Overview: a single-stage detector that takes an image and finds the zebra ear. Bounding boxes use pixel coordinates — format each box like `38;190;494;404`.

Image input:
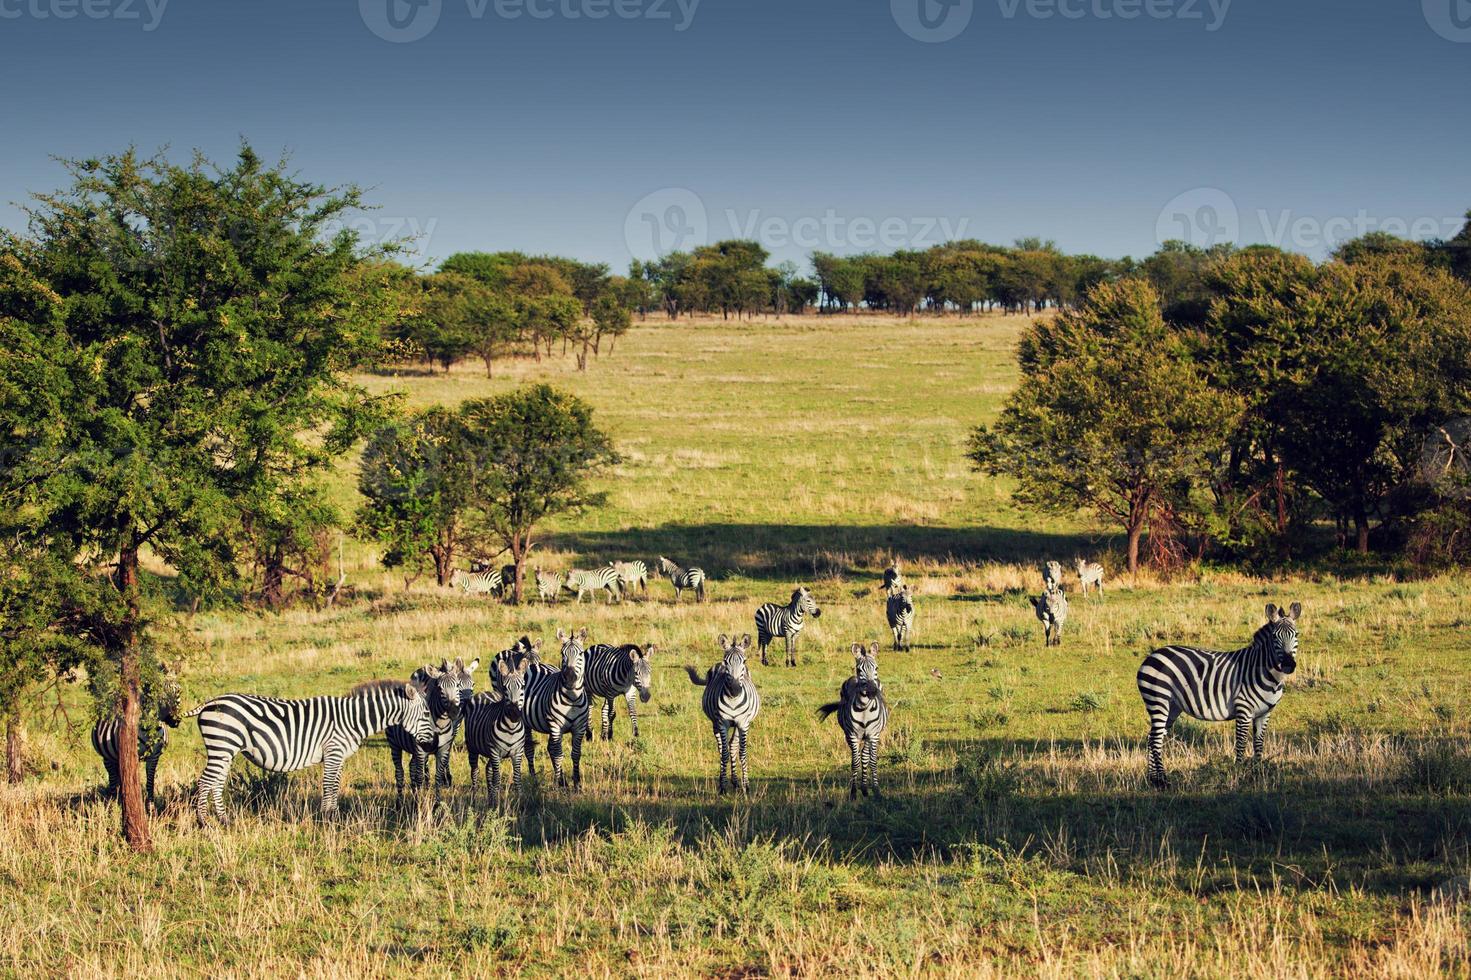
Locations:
497;658;511;678
1288;602;1302;621
577;627;589;642
642;644;655;659
404;683;422;700
851;643;864;657
739;633;752;649
868;642;879;658
556;628;568;643
466;658;479;673
1265;603;1279;622
717;633;730;649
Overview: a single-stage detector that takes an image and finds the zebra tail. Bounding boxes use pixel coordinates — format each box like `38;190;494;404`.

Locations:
181;702;210;719
684;666;709;686
816;701;842;721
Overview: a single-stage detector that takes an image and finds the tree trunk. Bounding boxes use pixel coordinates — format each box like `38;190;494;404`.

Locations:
260;545;286;609
115;545;152;853
511;538;525;605
1354;506;1370;554
483;355;494;378
1126;523;1142;574
433;543;454;587
5;701;23;785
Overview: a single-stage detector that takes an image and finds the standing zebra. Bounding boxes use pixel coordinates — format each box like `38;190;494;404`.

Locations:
386;658;478;795
1030;587;1068;646
534;568;564;603
817;643;891;799
521;628;591;788
685;634;760;795
565;567;623;604
1075;558;1105;597
882;558;905;593
92;677;182;810
885;584;915;652
1137;602;1301;789
582;642;655;741
187;680;441;825
465;657;531;807
451;568;503;597
611;560;649;598
754;586;822;666
654;556;706;603
1041;560;1063;591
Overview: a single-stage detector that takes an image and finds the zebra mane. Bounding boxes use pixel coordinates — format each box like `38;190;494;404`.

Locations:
347;679;412;698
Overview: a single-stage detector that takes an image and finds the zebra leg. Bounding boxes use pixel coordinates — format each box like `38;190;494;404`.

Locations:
786;635;796;668
524;729;537;779
1145;702;1172;789
435;741;453;790
548;725;566;788
868;737;881;796
145;753;158;811
737;727;750;794
626;689;640;739
714;726;730;794
847;732;861;799
487;753;501;808
195;747;237;827
103;755;120;800
391;746;406;798
601;698;614;741
468;751;480;801
1234;712;1251;763
759;638;770;667
1253;711;1271;758
320;745;346;816
510;750;523;801
570;725;583;789
696;581;705;603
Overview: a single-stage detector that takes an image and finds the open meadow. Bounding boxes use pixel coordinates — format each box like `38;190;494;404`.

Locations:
3;313;1470;977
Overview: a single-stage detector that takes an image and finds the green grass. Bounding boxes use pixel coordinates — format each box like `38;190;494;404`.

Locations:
3;313;1470;977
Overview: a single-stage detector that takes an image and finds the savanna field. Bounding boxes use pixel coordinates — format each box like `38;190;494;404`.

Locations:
4;313;1470;977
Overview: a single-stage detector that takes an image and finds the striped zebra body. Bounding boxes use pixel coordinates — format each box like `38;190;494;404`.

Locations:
465;658;531;807
91;679;181;809
583;643;654;741
1076;558;1105;597
1137;602;1301;788
885;584;915;651
1031;587;1068;646
882;560;904;594
385;658;478;795
566;567;622;604
187;680;441;825
534;569;564;603
611;561;649;597
685;634;760;794
818;644;890;798
754;586;822;666
655;556;706;603
451;568;503;597
1042;560;1063;592
521;628;591;788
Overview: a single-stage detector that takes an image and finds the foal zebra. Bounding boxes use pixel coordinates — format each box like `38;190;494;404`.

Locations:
754;586;822;666
885;584;915;651
521;628;591;788
817;643;890;799
583;642;654;741
566;567;622;604
611;561;649;597
685;634;761;794
1137;602;1301;788
1075;558;1105;597
534;569;564;603
1031;587;1068;646
465;657;531;807
386;658;478;795
92;677;182;809
451;568;502;597
188;680;441;825
654;556;706;603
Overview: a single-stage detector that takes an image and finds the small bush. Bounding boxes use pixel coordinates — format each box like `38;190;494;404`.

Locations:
1069;691;1106;713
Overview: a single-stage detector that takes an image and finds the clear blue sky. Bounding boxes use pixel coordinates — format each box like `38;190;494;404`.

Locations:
1;0;1466;271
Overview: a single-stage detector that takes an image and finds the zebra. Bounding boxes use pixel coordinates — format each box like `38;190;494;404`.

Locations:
611;560;649;598
385;658;478;796
465;657;531;807
1076;558;1105;597
451;567;502;597
1030;587;1068;646
654;556;706;603
817;643;891;799
754;586;822;666
1137;602;1301;789
1041;560;1063;591
885;584;915;651
565;566;622;604
521;628;591;788
92;676;182;810
882;558;905;593
684;633;760;794
582;642;655;741
186;679;442;825
534;568;564;603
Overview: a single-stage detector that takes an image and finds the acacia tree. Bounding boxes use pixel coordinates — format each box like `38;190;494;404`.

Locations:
969;279;1241;572
0;147;395;851
459;386;616;603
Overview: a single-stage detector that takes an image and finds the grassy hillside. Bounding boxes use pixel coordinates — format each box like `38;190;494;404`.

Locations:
2;313;1469;977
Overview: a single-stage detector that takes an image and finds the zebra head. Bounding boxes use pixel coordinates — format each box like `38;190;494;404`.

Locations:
555;627;589;689
717;633;752;694
1043;561;1063;586
1263;602;1301;675
412;664;463;734
150;674;183;728
850;642;881;699
654;556;674;578
890;584;914;613
793;586;821;618
630;644;654;703
397;682;439;746
448;657;479;708
495;657;530;721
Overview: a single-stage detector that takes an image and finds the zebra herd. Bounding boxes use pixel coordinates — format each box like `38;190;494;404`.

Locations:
87;553;1305;820
455;557;706;605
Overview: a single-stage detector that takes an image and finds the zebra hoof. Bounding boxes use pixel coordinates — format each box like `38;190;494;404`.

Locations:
1147;773;1170;790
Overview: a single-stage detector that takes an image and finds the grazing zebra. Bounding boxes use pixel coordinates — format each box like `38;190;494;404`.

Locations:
187;679;441;825
534;568;564;603
817;643;891;799
654;556;706;603
451;567;503;597
1137;602;1301;789
684;634;760;795
583;642;655;741
882;558;905;593
885;584;915;652
1076;558;1105;597
385;658;478;795
1031;587;1068;646
465;657;531;807
1042;560;1063;591
92;678;182;810
566;567;622;604
754;586;822;666
521;628;591;788
611;560;649;597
